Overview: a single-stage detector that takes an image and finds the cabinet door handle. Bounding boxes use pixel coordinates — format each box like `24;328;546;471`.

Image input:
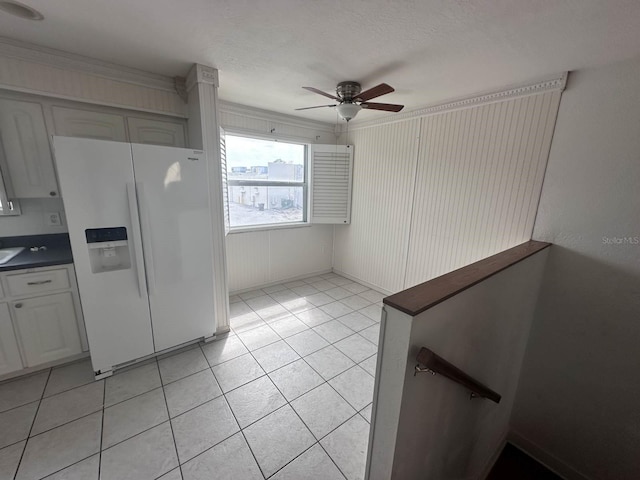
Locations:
14;303;23;308
27;280;53;285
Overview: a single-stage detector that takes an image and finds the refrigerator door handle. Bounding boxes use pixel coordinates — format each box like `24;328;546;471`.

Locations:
136;182;157;296
126;182;147;299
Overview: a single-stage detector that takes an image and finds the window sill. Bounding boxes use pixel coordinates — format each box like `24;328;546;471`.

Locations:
228;222;312;234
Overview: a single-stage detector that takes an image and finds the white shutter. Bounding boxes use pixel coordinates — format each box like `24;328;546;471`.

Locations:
220;127;230;234
310;144;354;224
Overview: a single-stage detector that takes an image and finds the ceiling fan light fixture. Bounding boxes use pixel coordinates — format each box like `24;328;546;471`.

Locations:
336;102;361;121
0;0;44;20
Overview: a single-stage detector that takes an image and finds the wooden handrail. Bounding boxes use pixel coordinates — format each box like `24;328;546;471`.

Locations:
416;347;502;404
384;241;551;316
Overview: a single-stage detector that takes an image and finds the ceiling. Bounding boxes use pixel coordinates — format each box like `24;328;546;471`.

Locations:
1;0;640;124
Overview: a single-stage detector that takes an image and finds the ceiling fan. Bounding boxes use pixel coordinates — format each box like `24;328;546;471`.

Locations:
296;81;404;121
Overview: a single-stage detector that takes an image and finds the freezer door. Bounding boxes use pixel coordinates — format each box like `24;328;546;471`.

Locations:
52;137;154;373
131;144;216;351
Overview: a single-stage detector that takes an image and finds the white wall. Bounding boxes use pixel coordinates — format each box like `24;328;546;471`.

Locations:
369;249;548;480
226;226;334;292
220;102;338;292
334;86;561;294
333;120;421;293
512;58;640;480
0;198;67;236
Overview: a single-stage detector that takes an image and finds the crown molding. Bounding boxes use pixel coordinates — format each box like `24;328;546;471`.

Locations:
219;100;336;133
186;64;219;91
0;36;179;93
349;72;568;131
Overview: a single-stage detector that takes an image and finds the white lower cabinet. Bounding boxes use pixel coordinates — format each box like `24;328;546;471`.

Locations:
12;292;82;367
0;264;86;377
0;303;23;375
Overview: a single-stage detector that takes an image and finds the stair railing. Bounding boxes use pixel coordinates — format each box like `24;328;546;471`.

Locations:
415;347;502;403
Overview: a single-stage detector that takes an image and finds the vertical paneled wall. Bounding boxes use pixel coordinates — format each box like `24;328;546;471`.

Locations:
334;90;561;293
220;102;338;292
333;120;421;293
405;91;561;286
0;46;186;117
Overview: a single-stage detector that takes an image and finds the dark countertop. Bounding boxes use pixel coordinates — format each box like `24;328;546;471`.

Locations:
0;234;74;272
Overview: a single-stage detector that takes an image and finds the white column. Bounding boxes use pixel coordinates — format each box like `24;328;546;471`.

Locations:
186;64;230;334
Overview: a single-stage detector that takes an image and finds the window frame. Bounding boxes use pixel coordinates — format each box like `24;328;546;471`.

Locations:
223;131;311;233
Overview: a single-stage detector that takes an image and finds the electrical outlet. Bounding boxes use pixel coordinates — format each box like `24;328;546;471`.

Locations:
45;212;62;226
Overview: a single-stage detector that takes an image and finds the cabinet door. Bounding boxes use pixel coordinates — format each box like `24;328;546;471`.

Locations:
52;107;127;142
0;99;59;198
0;303;23;375
127;117;186;147
12;292;82;367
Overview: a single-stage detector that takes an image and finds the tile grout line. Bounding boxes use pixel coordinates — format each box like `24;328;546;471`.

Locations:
261;364;353;479
97;379;106;480
232;290;377;400
12;367;52;480
185;276;374;475
233;321;366;479
157;359;184;479
26;407;104;441
299;350;372;416
232;328;302;479
211;331;267;478
38;453;96;479
18;306;375;455
2;274;376;479
235;290;378;338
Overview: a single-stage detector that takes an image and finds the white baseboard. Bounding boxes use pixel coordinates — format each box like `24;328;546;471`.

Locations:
0;352;90;383
229;268;333;296
477;433;508;480
331;268;394;296
508;430;591;480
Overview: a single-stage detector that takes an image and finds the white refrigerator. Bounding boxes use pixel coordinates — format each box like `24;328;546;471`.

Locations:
53;136;216;378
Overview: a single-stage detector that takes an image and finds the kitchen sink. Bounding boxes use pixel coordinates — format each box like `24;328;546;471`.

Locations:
0;247;25;265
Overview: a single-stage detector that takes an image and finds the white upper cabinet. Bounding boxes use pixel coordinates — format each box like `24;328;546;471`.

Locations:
0;99;59;198
128;117;186;147
0;302;23;375
52;106;127;141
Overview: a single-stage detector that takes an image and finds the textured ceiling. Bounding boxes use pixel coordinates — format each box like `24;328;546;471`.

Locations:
1;0;640;124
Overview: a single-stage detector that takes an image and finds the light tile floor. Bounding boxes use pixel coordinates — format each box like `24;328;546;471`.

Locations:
0;273;382;480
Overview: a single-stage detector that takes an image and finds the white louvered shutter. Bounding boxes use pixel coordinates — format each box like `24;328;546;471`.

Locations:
310;145;353;224
219;127;230;234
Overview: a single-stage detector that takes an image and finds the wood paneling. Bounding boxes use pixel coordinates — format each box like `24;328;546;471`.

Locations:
334;90;561;292
405;91;561;287
0;56;186;117
219;101;336;144
333;119;421;293
227;226;333;292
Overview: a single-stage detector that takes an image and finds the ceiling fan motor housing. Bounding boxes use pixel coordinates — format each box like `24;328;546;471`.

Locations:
337;81;361;101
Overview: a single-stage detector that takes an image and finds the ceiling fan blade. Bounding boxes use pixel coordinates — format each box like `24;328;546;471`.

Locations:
361;102;404;112
356;83;395;102
302;86;339;100
295;104;337;111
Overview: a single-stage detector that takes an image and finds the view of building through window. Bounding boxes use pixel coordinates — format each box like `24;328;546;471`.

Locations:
226;134;307;228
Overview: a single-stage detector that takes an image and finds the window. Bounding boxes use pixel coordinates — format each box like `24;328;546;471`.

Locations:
225;134;307;229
